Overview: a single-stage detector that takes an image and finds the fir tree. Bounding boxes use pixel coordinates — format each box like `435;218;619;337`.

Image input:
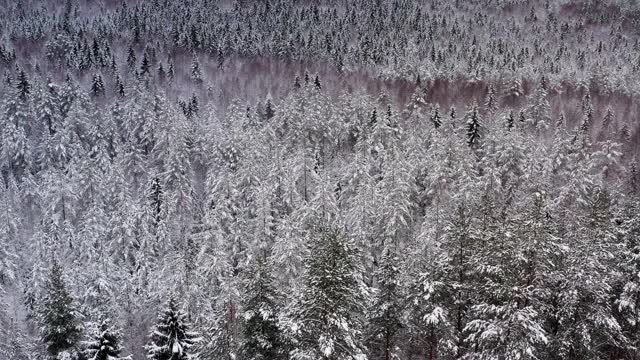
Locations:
314;75;322;89
191;54;203;84
126;47;136;71
465;102;482;147
16;70;31;101
293;76;301;89
158;63;166;83
168;61;175;82
405;257;456;359
40;259;81;359
290;227;367;360
505;110;515;130
239;256;287;360
83;319;130;360
140;52;151;76
145;297;200;360
365;246;403;360
598;106;615;142
430;104;442;129
484;84;497;113
617;199;640;357
90;74;105;98
264;97;275;120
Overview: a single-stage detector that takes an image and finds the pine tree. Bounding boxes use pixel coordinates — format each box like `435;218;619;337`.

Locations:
290;227;367;360
188;95;199;118
158;63;166;83
168;61;175;82
580;92;593;135
40;259;81;359
191;54;203;84
314;75;322;89
465;102;482;147
598;106;615;142
140;52;151;76
114;73;125;97
430;104;442;129
405;257;456;359
126;47;136;71
146;297;200;360
465;193;551;359
83;319;130;360
90;73;105;97
505;110;515;130
264;97;275;121
239;256;287;360
529;82;551;131
617;199;640;357
16;70;31;101
365;246;403;360
484;84;497;113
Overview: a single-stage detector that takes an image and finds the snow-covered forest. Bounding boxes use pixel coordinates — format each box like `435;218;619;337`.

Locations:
1;0;640;359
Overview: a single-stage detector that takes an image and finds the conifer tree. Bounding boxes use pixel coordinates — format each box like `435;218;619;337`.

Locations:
90;74;105;98
239;256;287;360
314;75;322;89
40;259;81;359
529;82;551;131
617;199;640;357
16;70;31;101
505;110;515;130
126;47;136;71
83;319;130;360
168;61;175;82
140;53;151;76
484;84;497;113
264;97;275;121
145;297;200;360
158;63;166;84
191;54;203;84
290;227;367;360
465;102;482;147
598;106;615;142
365;246;403;360
114;73;125;97
430;104;442;129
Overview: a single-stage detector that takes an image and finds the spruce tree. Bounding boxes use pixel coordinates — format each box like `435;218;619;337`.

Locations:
290;227;367;360
484;84;497;113
145;297;200;360
191;54;203;84
264;97;275;120
465;102;482;147
314;75;322;89
505;110;515;130
140;52;151;76
365;246;403;360
90;74;105;98
158;63;166;83
617;199;640;357
16;70;31;101
430;104;442;129
168;61;175;82
239;256;287;360
126;47;136;70
40;259;81;359
405;257;456;359
83;319;130;360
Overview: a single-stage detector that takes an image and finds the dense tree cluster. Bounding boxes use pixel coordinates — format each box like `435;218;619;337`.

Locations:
0;0;640;359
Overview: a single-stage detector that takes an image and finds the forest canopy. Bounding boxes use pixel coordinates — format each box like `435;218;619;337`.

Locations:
1;0;640;359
